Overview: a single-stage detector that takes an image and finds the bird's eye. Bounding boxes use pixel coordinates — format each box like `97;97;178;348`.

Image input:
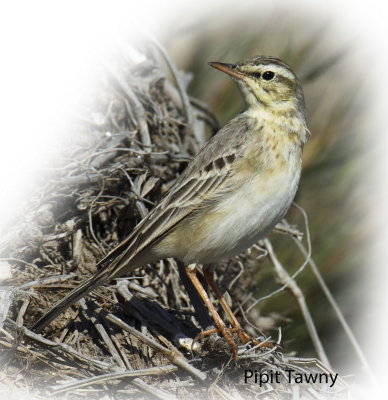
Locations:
262;71;275;81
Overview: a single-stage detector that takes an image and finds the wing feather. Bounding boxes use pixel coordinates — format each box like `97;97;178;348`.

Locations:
93;114;254;278
104;157;235;277
32;114;253;332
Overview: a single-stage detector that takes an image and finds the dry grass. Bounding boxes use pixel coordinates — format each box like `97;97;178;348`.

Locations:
0;36;353;399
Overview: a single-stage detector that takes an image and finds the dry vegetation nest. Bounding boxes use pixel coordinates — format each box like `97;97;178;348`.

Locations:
0;40;349;399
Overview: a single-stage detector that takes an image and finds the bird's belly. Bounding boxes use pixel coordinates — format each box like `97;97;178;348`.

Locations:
185;168;300;264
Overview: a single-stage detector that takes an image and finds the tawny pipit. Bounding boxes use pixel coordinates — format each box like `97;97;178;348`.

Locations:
32;56;308;356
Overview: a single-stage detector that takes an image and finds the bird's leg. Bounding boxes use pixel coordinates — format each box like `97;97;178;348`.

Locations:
185;264;238;359
177;261;214;330
202;265;265;347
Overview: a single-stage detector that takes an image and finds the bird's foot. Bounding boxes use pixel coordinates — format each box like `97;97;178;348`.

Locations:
195;326;272;360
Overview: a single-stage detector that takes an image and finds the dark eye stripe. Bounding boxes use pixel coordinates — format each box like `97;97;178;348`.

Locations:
251;72;261;79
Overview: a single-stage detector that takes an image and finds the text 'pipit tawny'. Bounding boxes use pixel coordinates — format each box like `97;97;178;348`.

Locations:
32;56;308;358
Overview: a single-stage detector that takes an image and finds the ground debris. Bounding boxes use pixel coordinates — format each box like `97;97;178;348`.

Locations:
0;40;349;400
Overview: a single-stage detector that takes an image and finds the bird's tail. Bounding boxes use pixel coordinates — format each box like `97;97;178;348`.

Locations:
31;249;125;333
31;200;169;333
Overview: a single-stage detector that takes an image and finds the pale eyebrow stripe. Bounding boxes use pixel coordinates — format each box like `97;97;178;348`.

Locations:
241;64;295;80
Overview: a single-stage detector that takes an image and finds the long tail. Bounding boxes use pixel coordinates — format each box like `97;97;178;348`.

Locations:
31;193;185;333
31;248;127;333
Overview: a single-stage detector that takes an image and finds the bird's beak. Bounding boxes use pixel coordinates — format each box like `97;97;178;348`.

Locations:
209;62;245;80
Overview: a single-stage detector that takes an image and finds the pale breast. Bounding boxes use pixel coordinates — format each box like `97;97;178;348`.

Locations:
187;165;300;264
153;122;304;265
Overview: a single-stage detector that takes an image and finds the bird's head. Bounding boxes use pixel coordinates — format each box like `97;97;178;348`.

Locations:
209;56;305;117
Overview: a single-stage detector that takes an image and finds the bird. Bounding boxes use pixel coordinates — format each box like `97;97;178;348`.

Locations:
32;55;308;358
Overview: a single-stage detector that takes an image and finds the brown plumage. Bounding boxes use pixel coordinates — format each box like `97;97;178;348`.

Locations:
32;56;308;337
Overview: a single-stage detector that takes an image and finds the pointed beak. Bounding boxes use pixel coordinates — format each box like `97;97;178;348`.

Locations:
208;62;245;80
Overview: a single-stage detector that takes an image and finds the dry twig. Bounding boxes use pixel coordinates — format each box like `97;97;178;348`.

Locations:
0;38;354;399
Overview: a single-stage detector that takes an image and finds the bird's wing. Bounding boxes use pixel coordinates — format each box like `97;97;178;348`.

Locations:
32;115;252;333
93;120;246;277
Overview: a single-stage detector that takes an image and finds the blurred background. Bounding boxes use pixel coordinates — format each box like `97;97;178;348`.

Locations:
2;0;386;385
162;8;371;373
